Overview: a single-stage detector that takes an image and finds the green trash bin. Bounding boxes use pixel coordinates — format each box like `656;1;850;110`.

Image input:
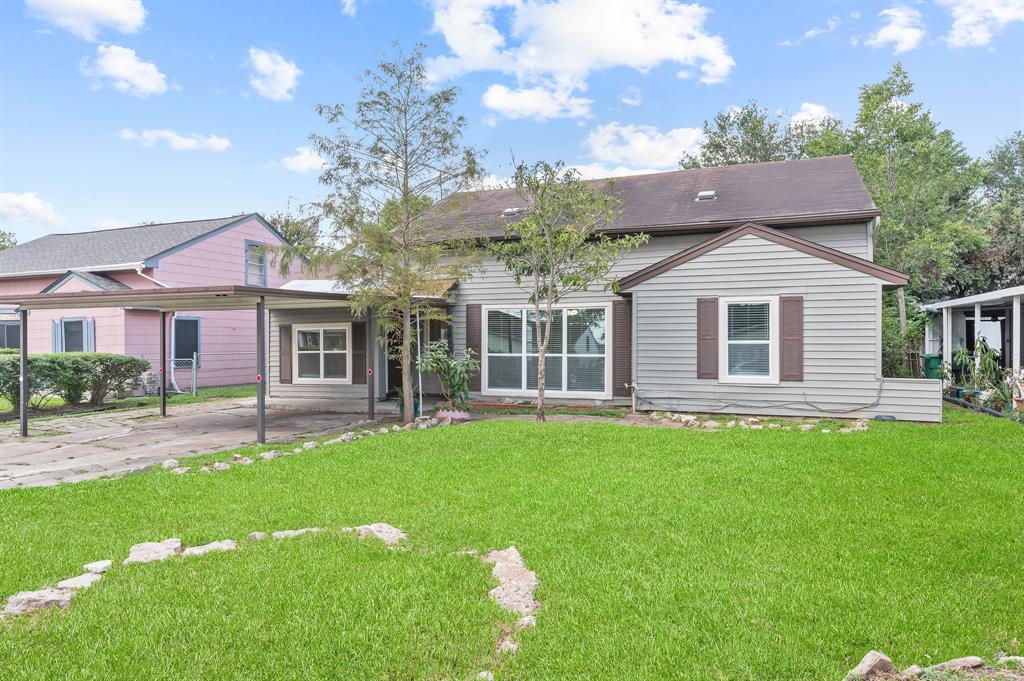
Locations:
922;353;942;379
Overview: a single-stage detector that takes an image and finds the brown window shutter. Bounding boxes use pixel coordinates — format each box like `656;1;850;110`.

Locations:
696;297;718;380
465;304;482;391
780;296;804;381
612;299;632;396
352;321;366;385
279;324;292;384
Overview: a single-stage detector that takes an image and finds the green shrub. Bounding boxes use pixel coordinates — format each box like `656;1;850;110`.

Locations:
85;353;150;405
0;352;150;410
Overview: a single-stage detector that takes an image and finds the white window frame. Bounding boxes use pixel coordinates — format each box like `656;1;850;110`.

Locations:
292;323;353;384
480;302;613;400
718;296;779;385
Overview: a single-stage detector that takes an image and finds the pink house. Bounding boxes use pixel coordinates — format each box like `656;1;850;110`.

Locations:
0;214;291;390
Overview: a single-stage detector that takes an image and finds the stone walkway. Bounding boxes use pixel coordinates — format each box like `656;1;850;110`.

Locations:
0;399;367;489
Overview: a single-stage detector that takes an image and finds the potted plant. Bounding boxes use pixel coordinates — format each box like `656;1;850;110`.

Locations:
418;340;480;422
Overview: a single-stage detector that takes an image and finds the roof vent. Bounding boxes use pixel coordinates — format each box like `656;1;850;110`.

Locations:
695;190;717;202
502;207;523;217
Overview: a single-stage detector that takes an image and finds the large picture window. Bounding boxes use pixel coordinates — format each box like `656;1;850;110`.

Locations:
484;306;609;396
718;297;778;384
245;241;267;286
293;324;351;382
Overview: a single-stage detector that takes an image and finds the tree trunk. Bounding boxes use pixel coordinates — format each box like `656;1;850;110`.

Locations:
401;304;414;424
897;286;908;336
534;303;545;423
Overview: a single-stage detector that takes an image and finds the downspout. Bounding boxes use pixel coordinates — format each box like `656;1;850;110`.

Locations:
135;267;168;288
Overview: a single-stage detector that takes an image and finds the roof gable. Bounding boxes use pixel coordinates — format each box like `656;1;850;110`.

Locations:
0;213;291;278
616;222;908;291
42;271;132;294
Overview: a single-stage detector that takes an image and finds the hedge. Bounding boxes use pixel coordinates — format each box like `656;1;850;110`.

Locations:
0;353;151;410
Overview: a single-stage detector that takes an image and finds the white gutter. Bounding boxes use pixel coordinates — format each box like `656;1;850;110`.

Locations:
0;262;145;279
922;285;1024;311
135;266;168;288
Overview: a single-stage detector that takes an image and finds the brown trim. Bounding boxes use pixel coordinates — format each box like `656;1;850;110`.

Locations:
352;321;366;385
465;304;482;391
0;284;353;309
779;296;804;382
279;324;293;384
617;222;908;291
612;299;632;396
696;297;719;380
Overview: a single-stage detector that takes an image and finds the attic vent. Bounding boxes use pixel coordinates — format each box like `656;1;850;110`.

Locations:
502;207;523;217
695;190;717;202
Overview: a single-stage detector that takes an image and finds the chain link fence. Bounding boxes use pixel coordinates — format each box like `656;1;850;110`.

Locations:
136;351;258;397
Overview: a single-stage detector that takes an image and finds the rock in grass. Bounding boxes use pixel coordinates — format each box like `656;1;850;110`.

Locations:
902;665;924;677
212;462;230;472
124;538;181;565
160;459;179;469
3;588;74;616
798;424;815;431
236;457;253;465
847;650;893;678
477;672;494;680
702;420;720;430
516;615;536;629
352;523;407;547
377;427;390;435
182;539;236;557
271;528;321;539
928;657;984;671
171;466;190;475
83;560;112;574
391;425;402;432
482;546;539;615
56;573;102;590
303;441;318;449
341;432;358;442
247;531;267;541
259;451;278;461
499;638;518;655
199;465;211;473
999;656;1024;666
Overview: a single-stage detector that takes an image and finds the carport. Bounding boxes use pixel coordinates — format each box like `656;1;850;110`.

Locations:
3;285;378;443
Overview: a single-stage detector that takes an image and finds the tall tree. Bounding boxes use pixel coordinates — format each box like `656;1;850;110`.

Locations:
946;131;1024;295
679;100;847;168
303;44;483;424
489;161;647;422
850;63;986;330
0;230;15;251
266;210;320;258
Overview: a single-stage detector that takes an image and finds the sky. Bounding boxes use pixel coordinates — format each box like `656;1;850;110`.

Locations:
1;0;1022;244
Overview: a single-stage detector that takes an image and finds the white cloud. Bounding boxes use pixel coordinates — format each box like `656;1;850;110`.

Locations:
81;44;169;97
119;128;231;152
0;192;65;225
865;7;925;54
569;163;663;179
939;0;1024;48
586;122;703;169
280;146;325;173
246;47;302;101
25;0;145;41
804;16;841;39
789;102;834;126
340;0;356;16
482;84;592;120
849;10;861;20
427;0;734;120
619;87;643;107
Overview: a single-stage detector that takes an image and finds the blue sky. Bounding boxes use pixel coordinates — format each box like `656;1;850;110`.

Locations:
2;0;1022;244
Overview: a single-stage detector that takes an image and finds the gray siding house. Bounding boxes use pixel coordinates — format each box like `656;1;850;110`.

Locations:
268;156;942;421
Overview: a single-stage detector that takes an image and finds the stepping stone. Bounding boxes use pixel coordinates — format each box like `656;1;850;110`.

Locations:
124;538;181;565
259;451;279;460
929;657;984;672
182;540;236;557
56;573;102;590
848;650;893;678
247;531;267;541
236;457;253;465
351;523;407;547
3;588;74;616
212;462;230;471
83;560;112;574
271;528;320;539
482;546;539;615
171;467;190;475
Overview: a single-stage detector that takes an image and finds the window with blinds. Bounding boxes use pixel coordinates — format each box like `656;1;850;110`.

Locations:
485;306;608;394
726;302;770;376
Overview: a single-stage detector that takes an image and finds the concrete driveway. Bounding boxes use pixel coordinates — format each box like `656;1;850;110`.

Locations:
0;399;370;489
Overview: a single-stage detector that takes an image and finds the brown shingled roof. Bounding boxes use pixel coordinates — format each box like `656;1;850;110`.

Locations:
424;156;879;239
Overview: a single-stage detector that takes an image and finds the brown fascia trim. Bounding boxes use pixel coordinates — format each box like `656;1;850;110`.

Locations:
616;222;908;291
599;209;882;237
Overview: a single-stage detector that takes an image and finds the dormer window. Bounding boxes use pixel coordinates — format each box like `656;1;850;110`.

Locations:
695;190;717;202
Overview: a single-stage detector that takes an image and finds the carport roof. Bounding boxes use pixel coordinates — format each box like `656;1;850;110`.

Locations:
0;285;354;312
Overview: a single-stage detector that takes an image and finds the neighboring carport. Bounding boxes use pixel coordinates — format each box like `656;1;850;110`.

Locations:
1;285;378;443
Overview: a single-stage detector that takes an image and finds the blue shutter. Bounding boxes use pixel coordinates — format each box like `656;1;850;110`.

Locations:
51;320;62;353
84;318;95;352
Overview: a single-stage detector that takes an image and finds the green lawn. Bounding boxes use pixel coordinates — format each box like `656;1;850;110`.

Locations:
1;407;1021;679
